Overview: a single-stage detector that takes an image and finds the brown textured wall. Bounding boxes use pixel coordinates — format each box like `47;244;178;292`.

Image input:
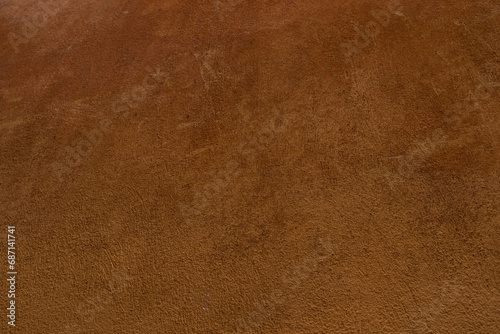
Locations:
1;0;500;333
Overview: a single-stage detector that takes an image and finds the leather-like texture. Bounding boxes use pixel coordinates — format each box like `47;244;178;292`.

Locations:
1;0;499;333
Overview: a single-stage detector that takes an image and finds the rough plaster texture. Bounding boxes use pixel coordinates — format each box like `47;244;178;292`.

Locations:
1;0;500;333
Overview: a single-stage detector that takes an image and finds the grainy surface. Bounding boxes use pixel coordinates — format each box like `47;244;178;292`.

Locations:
1;0;500;333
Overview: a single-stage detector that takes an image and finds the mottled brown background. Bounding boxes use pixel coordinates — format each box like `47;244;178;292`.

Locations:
1;0;499;333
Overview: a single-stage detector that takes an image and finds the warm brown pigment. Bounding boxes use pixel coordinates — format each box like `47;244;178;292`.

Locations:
1;0;499;333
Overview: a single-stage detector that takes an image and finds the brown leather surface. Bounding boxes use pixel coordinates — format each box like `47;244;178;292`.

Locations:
1;0;500;333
